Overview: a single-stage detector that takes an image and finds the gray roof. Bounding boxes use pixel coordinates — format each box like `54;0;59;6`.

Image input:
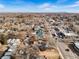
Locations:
4;52;12;56
74;41;79;49
1;56;11;59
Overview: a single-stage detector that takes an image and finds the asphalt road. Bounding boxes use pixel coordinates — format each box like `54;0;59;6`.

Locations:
57;42;78;59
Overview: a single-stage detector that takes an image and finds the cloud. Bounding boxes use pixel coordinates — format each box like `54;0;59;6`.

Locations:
65;1;79;8
0;1;79;13
0;4;5;8
38;3;57;10
75;1;79;4
35;2;79;12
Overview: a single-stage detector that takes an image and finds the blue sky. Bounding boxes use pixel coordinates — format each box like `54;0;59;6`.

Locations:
0;0;79;12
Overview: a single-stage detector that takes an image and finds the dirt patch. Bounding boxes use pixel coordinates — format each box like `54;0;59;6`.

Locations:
39;49;60;59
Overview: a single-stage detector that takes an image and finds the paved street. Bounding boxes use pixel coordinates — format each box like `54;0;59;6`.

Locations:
57;41;78;59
